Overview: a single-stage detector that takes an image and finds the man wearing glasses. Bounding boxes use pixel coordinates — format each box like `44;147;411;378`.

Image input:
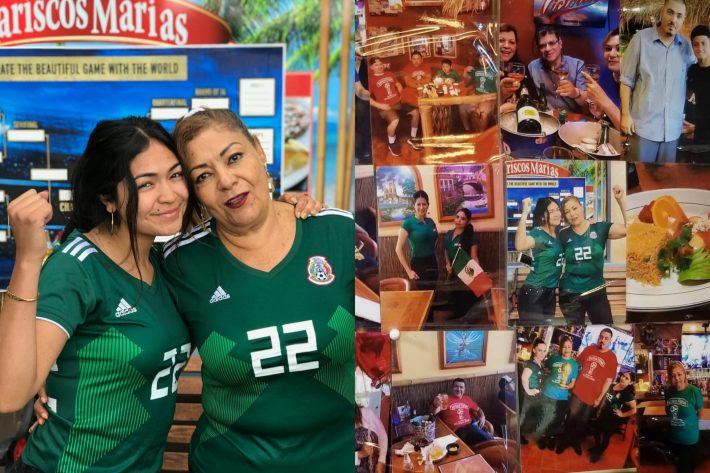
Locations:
528;25;588;113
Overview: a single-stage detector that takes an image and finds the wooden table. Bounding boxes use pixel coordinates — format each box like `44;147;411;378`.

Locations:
644;406;710;429
390;420;476;472
381;290;434;332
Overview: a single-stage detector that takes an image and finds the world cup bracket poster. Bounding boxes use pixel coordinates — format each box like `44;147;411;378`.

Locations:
534;0;608;27
0;45;284;284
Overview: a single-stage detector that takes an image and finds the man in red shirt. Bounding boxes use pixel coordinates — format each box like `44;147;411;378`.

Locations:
368;57;421;156
556;328;618;455
401;51;432;89
433;378;494;446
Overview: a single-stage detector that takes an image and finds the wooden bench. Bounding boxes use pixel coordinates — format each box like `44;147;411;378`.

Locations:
508;264;626;321
161;355;203;473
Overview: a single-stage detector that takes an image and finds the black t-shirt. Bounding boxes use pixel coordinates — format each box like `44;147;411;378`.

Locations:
688;64;710;144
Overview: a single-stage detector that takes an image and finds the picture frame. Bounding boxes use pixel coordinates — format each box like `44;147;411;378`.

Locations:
409;36;432;59
376;166;423;227
366;26;406;58
434;164;493;222
433;35;457;58
439;331;487;369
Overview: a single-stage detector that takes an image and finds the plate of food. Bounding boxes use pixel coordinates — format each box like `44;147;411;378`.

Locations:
626;188;710;311
427;443;447;462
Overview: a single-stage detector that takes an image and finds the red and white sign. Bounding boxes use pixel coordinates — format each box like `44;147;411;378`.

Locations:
0;0;231;46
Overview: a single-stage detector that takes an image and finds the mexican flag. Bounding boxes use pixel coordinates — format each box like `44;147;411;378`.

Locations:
452;248;492;297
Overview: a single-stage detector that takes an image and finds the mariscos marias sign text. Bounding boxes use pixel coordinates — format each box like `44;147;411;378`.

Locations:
0;0;231;46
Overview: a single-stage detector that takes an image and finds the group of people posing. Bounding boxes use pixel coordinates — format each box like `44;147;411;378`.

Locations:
0;110;354;472
622;0;710;163
518;329;635;463
515;188;627;325
394;190;483;319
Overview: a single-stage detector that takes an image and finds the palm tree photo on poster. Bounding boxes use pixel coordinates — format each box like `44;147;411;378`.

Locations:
209;0;344;72
439;331;487;369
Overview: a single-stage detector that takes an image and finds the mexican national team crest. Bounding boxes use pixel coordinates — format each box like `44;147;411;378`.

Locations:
307;256;335;285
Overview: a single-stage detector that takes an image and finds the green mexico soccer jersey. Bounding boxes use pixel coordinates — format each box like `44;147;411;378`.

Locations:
22;229;191;473
525;227;563;288
559;221;612;293
444;229;478;262
162;209;355;473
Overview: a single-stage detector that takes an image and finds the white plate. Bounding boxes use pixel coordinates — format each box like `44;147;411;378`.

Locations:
626;188;710;312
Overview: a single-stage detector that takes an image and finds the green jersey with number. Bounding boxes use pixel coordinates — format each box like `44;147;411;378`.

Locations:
525;227;562;288
559;222;612;293
162;209;355;473
22;229;191;473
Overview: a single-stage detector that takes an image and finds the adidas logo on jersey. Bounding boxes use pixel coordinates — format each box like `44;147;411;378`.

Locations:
115;298;137;318
209;286;231;304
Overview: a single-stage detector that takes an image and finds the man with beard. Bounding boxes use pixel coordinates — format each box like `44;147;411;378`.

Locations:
555;328;618;455
620;0;695;162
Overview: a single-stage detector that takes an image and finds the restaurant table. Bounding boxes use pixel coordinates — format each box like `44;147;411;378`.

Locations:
643;406;710;429
390;419;477;473
381;290;434;332
356;278;380;324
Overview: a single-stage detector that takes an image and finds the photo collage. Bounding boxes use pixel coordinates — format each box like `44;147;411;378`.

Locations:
355;0;710;472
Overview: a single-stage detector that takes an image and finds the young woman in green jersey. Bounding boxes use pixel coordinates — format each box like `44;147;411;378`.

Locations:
558;186;626;324
0;118;193;473
514;197;563;324
443;208;479;318
588;371;636;463
395;190;439;288
518;338;547;445
164;108;354;473
665;361;703;473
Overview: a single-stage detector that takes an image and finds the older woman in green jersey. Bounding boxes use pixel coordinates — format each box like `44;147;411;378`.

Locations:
514;197;563;324
164;109;354;473
558;186;626;324
665;361;703;473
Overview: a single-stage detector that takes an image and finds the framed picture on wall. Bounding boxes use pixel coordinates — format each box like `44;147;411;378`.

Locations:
409;36;432;58
375;166;423;227
433;35;457;58
439;331;487;369
366;26;406;58
434;164;493;222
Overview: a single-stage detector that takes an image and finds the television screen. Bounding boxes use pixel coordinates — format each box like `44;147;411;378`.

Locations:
579;325;634;372
682;334;710;368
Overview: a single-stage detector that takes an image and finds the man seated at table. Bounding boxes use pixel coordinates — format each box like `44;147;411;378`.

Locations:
402;52;432;91
368;57;422;156
434;59;463;83
528;25;588;113
432;378;495;446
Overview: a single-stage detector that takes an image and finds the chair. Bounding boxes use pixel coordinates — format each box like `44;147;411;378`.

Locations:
380;277;410;292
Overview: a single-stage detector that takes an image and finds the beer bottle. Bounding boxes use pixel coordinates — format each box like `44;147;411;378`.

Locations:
516;87;542;134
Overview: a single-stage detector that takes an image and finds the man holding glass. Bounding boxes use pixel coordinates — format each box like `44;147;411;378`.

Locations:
528;25;588;113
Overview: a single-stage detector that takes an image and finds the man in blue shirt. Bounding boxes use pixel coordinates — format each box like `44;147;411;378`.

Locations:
528;26;588;113
620;0;696;163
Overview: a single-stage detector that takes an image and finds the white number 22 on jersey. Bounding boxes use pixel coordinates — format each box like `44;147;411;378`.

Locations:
574;246;592;261
248;320;319;378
